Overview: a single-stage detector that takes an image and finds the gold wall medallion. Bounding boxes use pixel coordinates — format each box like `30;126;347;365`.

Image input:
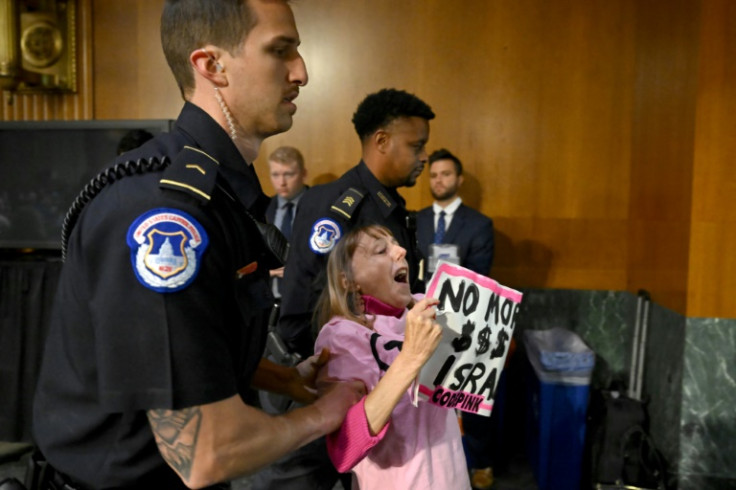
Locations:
0;0;77;94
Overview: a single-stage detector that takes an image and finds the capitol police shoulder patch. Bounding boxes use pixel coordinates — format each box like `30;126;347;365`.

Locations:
126;208;209;293
309;218;342;255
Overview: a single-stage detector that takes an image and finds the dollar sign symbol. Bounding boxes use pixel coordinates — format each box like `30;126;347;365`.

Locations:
476;326;491;355
451;320;474;352
491;329;510;359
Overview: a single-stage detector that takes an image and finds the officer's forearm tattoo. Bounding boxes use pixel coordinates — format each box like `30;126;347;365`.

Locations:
147;407;202;481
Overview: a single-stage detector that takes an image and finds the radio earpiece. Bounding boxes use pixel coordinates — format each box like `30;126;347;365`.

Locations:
200;49;223;73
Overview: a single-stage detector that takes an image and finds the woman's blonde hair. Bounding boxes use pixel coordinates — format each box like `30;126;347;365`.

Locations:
313;224;394;331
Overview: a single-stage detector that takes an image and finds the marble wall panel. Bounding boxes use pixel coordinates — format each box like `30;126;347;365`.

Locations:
644;302;686;488
678;318;736;489
509;288;735;489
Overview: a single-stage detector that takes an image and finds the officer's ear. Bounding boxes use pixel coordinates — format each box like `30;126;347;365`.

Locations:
373;128;391;154
191;46;227;86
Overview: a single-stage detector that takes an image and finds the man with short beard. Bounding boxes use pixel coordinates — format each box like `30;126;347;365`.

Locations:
417;148;494;277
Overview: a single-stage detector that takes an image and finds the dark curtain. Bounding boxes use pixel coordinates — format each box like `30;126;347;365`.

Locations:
0;258;62;442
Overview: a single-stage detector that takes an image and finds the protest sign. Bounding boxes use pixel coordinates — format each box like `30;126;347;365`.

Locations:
413;261;523;417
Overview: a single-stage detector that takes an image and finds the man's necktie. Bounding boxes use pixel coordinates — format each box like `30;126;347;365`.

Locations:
281;202;294;241
275;202;294;295
434;210;446;244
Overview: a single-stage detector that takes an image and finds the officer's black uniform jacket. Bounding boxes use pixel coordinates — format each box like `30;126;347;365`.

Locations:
32;102;274;489
278;161;422;358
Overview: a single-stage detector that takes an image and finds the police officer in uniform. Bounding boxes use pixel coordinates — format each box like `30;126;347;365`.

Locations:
278;88;435;359
31;1;363;489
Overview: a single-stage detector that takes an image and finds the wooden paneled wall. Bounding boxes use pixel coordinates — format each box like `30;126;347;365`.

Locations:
688;0;736;318
91;0;180;119
2;0;734;318
627;0;699;314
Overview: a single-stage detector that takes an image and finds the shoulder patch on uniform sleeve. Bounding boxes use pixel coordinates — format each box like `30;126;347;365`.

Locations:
126;208;209;292
309;218;343;255
159;145;219;202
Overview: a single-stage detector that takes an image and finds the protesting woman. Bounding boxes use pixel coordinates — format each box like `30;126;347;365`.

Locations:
313;225;470;489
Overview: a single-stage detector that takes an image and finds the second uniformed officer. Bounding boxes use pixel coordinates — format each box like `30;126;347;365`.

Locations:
278;88;435;359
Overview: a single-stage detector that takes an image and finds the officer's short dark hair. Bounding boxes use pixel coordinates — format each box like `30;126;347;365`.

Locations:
351;88;435;142
428;148;463;176
162;0;283;99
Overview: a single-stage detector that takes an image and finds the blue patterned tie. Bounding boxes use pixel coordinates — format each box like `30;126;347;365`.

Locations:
434;210;446;244
276;202;294;295
281;202;294;241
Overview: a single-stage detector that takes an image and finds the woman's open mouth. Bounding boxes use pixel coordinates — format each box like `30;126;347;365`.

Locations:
394;269;408;283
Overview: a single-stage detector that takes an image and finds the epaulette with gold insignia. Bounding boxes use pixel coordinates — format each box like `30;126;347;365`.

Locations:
329;187;365;220
159;145;220;202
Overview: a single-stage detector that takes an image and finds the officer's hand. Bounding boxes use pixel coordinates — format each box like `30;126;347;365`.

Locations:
313;379;366;433
284;348;330;404
296;348;330;385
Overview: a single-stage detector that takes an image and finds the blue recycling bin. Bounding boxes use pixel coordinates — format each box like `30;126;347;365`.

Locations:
524;328;594;490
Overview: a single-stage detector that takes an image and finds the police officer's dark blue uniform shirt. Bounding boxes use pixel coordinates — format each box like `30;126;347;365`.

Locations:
32;103;274;489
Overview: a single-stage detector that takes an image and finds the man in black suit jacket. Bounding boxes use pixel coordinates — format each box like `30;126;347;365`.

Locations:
417;148;498;490
265;145;308;298
417;148;494;277
265;145;307;228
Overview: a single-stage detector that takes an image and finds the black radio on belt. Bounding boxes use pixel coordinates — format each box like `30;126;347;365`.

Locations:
405;211;417;231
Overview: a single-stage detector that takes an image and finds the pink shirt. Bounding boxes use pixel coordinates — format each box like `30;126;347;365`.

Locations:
315;304;470;490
